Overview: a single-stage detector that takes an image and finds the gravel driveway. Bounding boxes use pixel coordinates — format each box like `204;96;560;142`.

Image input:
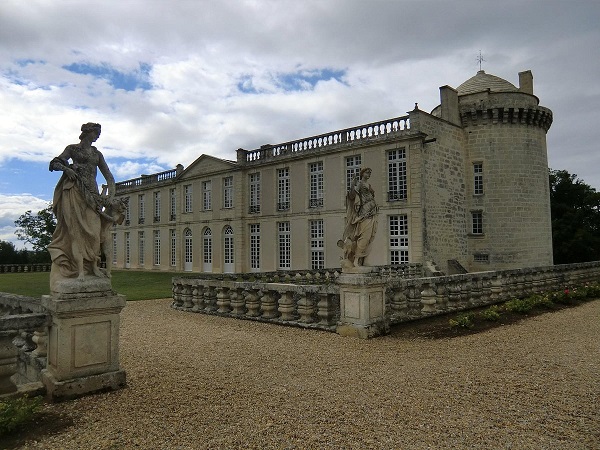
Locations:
16;298;599;449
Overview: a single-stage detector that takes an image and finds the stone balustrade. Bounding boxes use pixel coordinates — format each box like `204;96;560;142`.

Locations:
115;165;183;194
239;115;411;164
0;293;50;396
172;278;340;331
173;261;600;337
0;263;51;274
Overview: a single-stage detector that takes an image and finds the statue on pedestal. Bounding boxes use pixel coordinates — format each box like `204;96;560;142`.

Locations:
48;123;124;291
338;167;379;269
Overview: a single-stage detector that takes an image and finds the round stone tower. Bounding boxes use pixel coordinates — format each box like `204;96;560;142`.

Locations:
433;69;553;270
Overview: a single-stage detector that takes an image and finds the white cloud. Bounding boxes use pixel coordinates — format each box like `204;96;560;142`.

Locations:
0;193;50;248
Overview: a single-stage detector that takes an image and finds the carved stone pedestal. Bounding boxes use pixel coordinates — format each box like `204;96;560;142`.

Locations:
41;277;126;401
336;269;389;339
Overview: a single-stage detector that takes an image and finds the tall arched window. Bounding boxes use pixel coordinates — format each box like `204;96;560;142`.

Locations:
184;228;193;272
223;225;234;273
203;228;212;272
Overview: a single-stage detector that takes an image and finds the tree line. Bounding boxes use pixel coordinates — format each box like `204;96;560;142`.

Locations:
2;170;599;266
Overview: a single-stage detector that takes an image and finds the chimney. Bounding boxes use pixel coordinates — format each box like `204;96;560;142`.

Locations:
439;85;460;126
518;70;534;95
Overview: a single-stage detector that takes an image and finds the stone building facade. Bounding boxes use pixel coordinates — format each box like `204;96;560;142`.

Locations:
111;69;553;275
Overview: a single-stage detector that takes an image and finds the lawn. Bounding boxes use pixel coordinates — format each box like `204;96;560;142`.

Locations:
0;270;188;301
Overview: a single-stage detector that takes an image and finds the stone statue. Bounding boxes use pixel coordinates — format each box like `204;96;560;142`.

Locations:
48;123;119;290
338;167;379;269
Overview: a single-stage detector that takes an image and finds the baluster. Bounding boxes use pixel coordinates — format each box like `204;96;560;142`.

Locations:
172;283;183;308
435;283;447;312
0;331;18;394
390;287;407;318
260;290;279;319
420;282;436;313
406;284;421;316
245;289;261;317
447;281;461;309
230;288;246;315
182;284;193;310
490;275;502;303
192;286;205;312
296;292;315;323
216;287;231;313
317;293;336;326
278;291;296;321
204;286;218;312
31;327;48;357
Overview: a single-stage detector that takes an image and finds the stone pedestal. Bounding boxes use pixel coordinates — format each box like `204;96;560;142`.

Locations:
41;277;126;400
336;269;389;339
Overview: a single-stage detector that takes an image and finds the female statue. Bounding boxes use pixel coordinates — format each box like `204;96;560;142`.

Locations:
48;123;116;286
341;167;379;267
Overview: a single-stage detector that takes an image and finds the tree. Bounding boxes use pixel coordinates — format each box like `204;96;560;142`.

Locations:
549;169;600;264
0;240;19;264
14;204;56;253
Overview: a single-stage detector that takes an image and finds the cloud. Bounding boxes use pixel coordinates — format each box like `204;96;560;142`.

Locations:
0;193;50;248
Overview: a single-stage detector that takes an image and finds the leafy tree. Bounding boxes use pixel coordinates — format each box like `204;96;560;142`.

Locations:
0;240;19;264
549;169;600;264
14;204;56;253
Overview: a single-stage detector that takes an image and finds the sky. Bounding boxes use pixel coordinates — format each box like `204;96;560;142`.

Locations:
1;0;599;248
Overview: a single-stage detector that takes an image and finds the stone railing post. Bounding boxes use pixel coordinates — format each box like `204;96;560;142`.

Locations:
41;278;126;401
337;270;388;338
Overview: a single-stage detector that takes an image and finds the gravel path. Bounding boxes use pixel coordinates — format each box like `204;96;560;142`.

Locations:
17;299;600;449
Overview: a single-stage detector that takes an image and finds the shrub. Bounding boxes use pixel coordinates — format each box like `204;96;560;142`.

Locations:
0;396;43;436
504;298;534;314
481;305;501;321
449;312;475;329
534;294;555;309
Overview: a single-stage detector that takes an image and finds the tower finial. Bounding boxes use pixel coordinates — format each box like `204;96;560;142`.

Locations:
477;50;485;71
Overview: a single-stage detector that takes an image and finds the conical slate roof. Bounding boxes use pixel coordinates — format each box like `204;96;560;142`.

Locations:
457;70;517;95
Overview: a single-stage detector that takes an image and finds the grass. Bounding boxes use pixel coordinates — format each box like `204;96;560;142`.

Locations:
0;270;189;301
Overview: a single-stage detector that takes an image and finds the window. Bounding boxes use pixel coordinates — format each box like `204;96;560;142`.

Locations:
277;168;290;211
138;231;145;266
474;253;489;263
389;215;409;264
309;162;324;207
474;163;484;195
250;224;260;271
388;148;407;201
138;194;145;224
170;229;176;267
169;188;176;221
125;232;130;266
203;228;212;270
223;176;233;209
202;180;212;211
112;233;117;264
249;173;260;213
346;155;362;192
153;230;161;265
472;211;483;235
278;222;291;269
124;198;131;225
184;185;192;213
154;191;161;222
310;219;324;270
224;226;234;272
184;228;193;271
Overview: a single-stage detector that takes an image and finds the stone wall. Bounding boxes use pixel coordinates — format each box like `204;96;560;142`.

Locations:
172;261;600;337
